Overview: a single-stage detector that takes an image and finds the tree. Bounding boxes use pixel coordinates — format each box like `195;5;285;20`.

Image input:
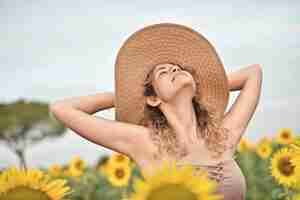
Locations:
0;98;66;169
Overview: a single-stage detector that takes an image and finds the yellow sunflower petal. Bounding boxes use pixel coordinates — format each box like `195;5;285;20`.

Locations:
256;141;273;159
276;128;294;145
270;147;300;188
0;167;71;200
128;159;223;200
106;153;131;169
106;162;132;187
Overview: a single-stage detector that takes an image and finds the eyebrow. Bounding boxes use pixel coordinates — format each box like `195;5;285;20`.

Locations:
155;66;167;73
154;66;168;78
156;66;171;77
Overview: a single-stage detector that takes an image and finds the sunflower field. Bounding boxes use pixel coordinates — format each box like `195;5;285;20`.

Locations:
1;127;300;200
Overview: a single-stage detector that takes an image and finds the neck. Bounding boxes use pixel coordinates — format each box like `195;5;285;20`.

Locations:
159;93;198;145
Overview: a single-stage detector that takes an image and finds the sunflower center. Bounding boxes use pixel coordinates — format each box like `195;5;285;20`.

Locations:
278;156;295;176
115;168;125;178
2;187;50;200
147;184;198;200
282;132;290;139
75;161;83;169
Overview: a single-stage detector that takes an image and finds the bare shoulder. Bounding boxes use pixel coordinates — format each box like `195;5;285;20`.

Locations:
130;126;160;164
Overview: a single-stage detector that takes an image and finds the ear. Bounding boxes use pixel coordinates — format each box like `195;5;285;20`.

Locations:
146;95;161;107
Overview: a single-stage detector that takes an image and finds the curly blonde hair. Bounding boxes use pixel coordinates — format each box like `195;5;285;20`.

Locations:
138;63;231;160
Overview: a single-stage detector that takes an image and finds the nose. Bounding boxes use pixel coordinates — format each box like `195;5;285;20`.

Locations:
171;65;181;73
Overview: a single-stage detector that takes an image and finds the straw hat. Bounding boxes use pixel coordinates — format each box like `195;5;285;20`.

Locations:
114;22;229;126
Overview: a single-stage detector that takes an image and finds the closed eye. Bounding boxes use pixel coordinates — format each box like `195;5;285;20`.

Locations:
158;70;167;78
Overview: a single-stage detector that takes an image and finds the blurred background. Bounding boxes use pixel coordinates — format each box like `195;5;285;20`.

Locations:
1;0;299;170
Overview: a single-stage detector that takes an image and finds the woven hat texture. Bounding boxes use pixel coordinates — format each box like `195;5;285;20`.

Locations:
114;22;229;125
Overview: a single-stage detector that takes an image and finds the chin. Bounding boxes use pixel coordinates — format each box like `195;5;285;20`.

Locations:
172;84;196;99
175;78;196;91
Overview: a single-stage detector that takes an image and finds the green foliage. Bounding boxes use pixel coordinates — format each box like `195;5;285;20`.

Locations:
2;147;300;200
0;98;67;168
53;149;299;200
235;140;298;200
1;100;299;200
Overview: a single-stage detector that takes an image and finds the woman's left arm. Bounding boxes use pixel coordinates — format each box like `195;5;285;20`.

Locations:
222;64;263;147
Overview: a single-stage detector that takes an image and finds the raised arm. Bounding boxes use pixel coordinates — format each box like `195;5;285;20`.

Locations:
222;64;263;147
49;92;154;160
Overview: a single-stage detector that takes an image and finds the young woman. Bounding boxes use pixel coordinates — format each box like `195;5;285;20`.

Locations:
50;23;262;200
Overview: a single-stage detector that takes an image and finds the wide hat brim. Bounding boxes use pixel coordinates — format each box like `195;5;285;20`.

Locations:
114;22;229;125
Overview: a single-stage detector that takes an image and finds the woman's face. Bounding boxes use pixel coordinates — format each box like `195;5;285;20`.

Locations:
147;63;196;105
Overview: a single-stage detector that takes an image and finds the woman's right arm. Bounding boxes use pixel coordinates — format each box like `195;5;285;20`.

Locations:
49;92;155;160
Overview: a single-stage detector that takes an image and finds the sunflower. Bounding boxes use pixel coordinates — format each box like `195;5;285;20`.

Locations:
276;128;294;145
108;153;131;166
290;141;300;185
48;164;63;177
270;147;300;188
69;156;86;171
127;159;223;200
0;167;71;200
238;138;254;153
256;142;272;159
290;137;300;152
290;137;300;167
106;162;132;187
65;156;86;178
65;166;84;178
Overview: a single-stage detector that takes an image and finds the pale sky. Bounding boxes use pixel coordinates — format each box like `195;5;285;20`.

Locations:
0;0;299;168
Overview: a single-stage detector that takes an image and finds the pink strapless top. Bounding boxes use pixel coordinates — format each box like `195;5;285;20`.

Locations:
176;155;246;200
